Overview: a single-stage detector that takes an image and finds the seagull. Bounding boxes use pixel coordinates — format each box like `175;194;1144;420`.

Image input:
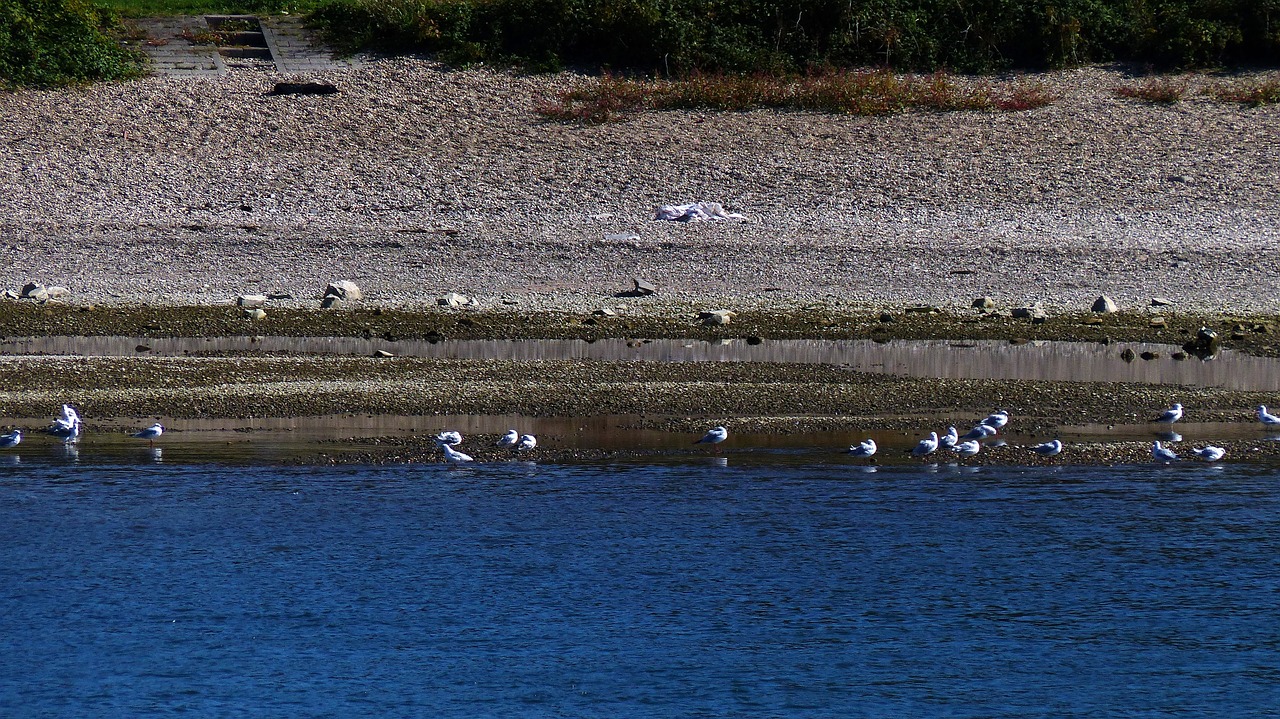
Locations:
981;410;1010;429
437;439;474;464
516;434;537;451
938;426;959;449
951;440;980;457
1154;403;1184;424
1031;439;1063;457
848;438;877;458
1152;441;1179;462
0;429;20;448
131;423;164;447
1258;406;1280;427
496;429;519;448
48;410;81;443
912;432;939;457
695;426;728;451
1191;446;1226;462
435;431;463;446
962;424;998;440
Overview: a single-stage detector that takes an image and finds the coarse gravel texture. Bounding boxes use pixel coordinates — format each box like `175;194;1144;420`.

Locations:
2;60;1279;314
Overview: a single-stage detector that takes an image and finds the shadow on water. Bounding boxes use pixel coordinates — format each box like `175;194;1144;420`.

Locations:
3;336;1279;391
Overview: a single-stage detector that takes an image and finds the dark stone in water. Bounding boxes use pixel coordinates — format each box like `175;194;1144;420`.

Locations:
746;336;764;345
1120;348;1136;362
267;82;338;96
1140;351;1160;360
1182;326;1221;358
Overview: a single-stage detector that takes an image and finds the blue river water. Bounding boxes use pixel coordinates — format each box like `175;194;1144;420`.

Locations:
1;460;1278;717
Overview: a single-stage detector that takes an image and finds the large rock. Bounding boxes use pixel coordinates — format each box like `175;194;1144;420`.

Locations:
1091;295;1118;313
700;310;736;325
439;292;474;308
20;282;47;300
633;278;657;296
324;281;362;301
237;294;267;307
972;297;996;309
45;286;69;299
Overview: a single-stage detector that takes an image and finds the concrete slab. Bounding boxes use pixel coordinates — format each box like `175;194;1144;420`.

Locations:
126;14;360;77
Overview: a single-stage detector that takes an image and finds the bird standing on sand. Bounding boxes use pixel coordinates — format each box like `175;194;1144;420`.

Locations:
939;427;959;449
517;434;537;451
437;439;474;464
962;424;998;440
1258;406;1280;427
131;423;164;447
0;429;20;448
1155;403;1184;424
848;438;877;458
981;410;1010;430
951;440;980;457
497;429;519;448
695;426;728;451
1031;439;1063;457
913;432;939;457
1152;441;1179;462
1191;446;1226;462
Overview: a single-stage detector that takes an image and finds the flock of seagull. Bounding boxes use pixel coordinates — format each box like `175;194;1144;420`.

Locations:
839;404;1280;464
4;403;1280;464
0;405;164;451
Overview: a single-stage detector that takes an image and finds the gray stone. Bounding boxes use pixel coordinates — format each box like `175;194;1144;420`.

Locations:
972;297;996;309
44;286;69;299
237;294;268;307
606;233;640;241
593;308;616;317
700;310;736;325
324;280;362;301
19;282;44;299
1091;295;1118;313
439;292;473;308
372;349;394;358
244;308;267;320
1;290;17;300
321;295;341;308
633;278;657;296
1012;304;1047;320
1150;297;1174;307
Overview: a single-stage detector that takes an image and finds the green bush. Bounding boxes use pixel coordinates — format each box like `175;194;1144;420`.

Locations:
307;0;1280;73
0;0;139;88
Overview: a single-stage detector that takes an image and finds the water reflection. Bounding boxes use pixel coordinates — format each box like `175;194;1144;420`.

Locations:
1157;431;1183;442
148;447;164;463
5;336;1280;391
0;455;19;465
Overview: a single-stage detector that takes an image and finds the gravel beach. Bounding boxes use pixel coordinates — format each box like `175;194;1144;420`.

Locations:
3;58;1279;465
2;59;1279;313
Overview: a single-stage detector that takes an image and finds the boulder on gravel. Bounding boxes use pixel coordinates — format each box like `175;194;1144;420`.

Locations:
439;292;474;308
1091;295;1118;313
237;294;267;307
700;310;736;325
324;281;362;301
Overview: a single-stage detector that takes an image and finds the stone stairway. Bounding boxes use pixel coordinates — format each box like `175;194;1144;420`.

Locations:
126;14;362;76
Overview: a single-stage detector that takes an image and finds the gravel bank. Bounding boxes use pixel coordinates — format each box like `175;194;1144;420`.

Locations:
2;60;1278;313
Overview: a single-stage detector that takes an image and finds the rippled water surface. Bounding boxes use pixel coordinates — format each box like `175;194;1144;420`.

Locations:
2;461;1278;717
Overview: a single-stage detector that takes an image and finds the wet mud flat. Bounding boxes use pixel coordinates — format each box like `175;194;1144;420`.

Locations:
3;303;1279;466
1;302;1279;356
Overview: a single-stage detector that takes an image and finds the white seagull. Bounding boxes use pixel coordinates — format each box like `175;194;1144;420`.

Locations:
1154;403;1184;424
1191;446;1226;462
695;426;729;451
0;429;20;448
131;423;164;446
848;438;877;458
962;424;998;440
437;439;474;464
516;434;537;451
496;429;519;448
1031;439;1063;457
48;409;81;443
981;410;1010;430
939;426;959;449
435;431;463;446
1258;406;1280;427
1152;441;1179;462
912;432;939;457
951;440;981;457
